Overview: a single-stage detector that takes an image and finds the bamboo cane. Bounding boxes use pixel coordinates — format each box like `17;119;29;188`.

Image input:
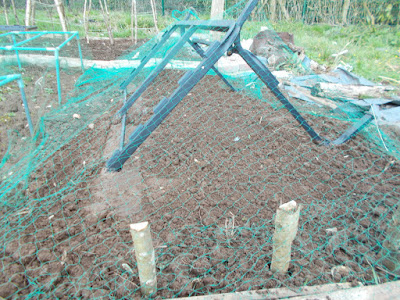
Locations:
150;0;159;33
98;0;114;45
54;0;68;31
131;0;137;44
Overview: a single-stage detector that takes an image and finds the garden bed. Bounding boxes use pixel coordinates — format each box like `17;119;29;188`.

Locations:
0;67;399;298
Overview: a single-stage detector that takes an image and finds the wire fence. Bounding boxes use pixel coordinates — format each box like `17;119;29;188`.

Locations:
0;0;399;299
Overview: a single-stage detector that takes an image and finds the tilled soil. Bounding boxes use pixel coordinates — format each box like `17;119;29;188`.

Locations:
83;38;147;61
0;65;81;165
0;68;399;299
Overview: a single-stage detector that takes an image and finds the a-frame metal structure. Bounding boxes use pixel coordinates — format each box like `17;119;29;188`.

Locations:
106;0;372;172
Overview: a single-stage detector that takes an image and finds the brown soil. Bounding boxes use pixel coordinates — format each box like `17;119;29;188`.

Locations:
83;38;148;61
0;67;399;299
0;65;81;165
0;38;143;163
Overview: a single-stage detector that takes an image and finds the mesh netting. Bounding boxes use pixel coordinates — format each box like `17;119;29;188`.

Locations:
1;0;400;299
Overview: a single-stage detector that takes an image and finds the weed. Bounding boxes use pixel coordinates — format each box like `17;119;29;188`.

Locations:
44;88;54;95
0;113;16;123
23;76;33;83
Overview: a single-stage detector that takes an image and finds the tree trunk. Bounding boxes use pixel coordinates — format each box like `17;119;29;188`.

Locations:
150;0;159;33
342;0;351;24
211;0;225;19
98;0;114;45
131;0;137;43
10;0;20;24
54;0;68;31
25;0;32;26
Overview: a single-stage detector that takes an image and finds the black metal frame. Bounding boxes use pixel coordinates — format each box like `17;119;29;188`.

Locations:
107;0;372;171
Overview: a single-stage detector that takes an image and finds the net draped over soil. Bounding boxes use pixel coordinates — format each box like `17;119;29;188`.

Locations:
0;2;400;299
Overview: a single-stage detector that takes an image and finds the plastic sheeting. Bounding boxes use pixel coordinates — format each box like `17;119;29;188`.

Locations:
290;67;376;88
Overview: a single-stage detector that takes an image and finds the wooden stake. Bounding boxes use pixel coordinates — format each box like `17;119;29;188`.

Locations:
150;0;159;33
271;200;301;273
130;222;157;296
2;0;9;25
83;0;92;43
54;0;68;31
131;0;137;44
98;0;114;45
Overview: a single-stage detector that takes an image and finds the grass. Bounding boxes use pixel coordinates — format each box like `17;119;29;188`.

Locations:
1;9;399;86
272;22;400;86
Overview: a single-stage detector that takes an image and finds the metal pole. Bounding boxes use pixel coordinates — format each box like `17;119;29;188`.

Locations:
120;89;127;150
75;33;85;72
55;48;62;105
11;34;22;70
17;77;34;136
302;0;307;23
161;0;165;16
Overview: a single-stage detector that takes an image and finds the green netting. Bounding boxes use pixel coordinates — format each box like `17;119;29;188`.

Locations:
1;0;400;299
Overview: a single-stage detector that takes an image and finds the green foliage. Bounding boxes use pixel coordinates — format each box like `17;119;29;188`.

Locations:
274;21;400;85
376;1;400;24
0;5;398;86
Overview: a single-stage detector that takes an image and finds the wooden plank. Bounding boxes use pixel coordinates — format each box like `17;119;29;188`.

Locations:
290;280;400;300
0;25;37;31
311;82;397;101
288;83;339;109
172;281;400;300
173;283;355;300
